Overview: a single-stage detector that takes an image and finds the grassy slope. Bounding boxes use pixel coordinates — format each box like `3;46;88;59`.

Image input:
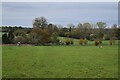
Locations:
2;44;118;78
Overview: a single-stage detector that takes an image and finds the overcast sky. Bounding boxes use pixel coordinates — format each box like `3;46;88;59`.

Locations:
2;2;118;27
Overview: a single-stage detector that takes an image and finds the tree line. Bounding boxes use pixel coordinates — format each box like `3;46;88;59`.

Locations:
1;17;120;45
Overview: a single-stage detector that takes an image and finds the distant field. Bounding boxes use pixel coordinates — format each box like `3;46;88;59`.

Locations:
2;42;118;78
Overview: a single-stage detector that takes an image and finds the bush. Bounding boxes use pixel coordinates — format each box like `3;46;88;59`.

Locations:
89;34;95;41
65;39;73;45
65;40;70;45
14;36;27;44
109;39;115;45
2;33;9;44
95;40;99;46
79;38;84;45
109;40;113;45
70;39;73;45
83;38;88;45
94;40;102;46
51;32;59;43
79;38;88;45
14;29;26;37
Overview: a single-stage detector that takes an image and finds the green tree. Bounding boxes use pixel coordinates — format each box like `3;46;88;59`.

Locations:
14;29;26;37
30;28;51;45
51;32;59;43
47;24;58;34
8;30;14;43
40;29;51;44
31;17;52;45
77;23;83;31
116;27;120;40
48;24;54;34
82;22;92;38
97;22;107;29
111;24;118;38
14;36;27;44
2;33;9;44
96;22;107;40
67;23;75;32
59;27;68;37
29;28;42;44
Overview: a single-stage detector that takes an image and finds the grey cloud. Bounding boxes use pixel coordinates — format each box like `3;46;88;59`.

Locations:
2;2;118;27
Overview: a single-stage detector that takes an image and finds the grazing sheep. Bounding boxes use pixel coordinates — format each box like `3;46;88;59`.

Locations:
17;42;21;46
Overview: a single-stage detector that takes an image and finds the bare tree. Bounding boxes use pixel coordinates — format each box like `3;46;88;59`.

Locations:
33;17;48;29
82;22;92;38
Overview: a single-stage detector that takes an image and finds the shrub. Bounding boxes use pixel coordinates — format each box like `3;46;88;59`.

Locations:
79;38;84;45
65;39;73;45
109;39;115;45
2;33;9;44
89;34;95;41
83;38;88;45
65;40;70;45
51;32;59;43
70;39;73;45
29;28;52;45
95;38;102;46
109;40;113;45
94;40;99;46
14;36;27;44
14;29;26;37
79;38;88;45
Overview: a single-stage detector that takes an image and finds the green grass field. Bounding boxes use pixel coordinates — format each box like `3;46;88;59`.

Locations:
2;41;118;78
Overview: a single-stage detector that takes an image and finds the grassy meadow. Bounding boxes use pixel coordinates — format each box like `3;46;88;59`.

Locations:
2;40;118;78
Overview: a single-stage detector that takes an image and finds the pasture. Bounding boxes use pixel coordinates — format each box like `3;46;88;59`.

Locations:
2;41;118;78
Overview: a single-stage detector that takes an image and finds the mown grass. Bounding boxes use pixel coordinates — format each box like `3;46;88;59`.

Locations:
2;42;118;78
